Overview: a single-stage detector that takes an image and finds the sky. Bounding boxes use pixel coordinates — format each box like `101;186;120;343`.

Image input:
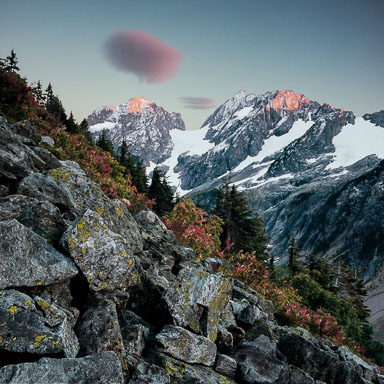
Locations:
0;0;383;130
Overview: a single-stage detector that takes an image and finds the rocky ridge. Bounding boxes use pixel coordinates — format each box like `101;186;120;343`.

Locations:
1;117;383;382
87;97;185;166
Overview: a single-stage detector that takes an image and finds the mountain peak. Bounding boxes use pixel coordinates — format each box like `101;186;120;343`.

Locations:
270;90;311;111
126;97;152;113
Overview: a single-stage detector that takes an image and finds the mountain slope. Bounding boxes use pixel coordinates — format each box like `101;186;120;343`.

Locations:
87;97;185;165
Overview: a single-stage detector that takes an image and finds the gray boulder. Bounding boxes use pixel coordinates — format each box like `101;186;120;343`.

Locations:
61;209;141;293
0;352;124;384
119;309;150;355
164;263;232;342
17;173;76;210
148;350;238;384
215;353;237;378
0;289;78;357
277;329;372;384
234;335;289;384
49;163;143;254
289;366;315;383
127;354;170;384
75;297;128;377
155;324;217;366
0;219;77;289
1;195;67;243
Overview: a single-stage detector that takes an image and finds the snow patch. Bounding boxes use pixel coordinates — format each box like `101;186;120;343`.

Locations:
88;122;116;133
233;119;314;172
326;117;384;170
234;106;253;120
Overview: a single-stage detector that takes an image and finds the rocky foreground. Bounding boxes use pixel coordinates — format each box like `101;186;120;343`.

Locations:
0;116;383;384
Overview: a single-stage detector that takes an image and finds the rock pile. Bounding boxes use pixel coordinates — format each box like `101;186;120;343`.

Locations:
0;116;383;383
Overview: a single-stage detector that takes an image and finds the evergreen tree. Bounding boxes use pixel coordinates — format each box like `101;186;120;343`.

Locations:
2;49;20;72
213;182;269;259
288;236;300;279
132;159;149;194
269;254;276;280
78;119;92;141
148;168;174;216
33;80;45;105
96;131;114;156
305;254;334;289
45;83;54;103
65;111;78;133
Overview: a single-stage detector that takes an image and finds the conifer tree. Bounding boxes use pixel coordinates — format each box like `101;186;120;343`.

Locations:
96;131;114;156
132;159;149;194
149;168;174;216
213;182;269;259
33;80;45;105
65;112;78;133
288;236;300;279
2;49;20;72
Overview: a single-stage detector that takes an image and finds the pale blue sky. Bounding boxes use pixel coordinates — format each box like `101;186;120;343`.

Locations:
1;0;383;129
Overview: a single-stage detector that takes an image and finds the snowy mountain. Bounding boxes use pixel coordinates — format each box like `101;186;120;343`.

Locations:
87;97;185;165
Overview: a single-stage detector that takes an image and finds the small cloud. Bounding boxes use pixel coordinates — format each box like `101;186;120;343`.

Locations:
104;30;183;84
180;96;217;110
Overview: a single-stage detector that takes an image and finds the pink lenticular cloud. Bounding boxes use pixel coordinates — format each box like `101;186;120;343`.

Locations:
104;30;183;84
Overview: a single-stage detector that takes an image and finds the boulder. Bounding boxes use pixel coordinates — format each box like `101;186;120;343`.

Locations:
215;353;237;378
49;163;143;254
234;335;289;384
1;195;67;243
164;263;232;342
0;352;124;384
127;354;170;384
0;119;35;179
119;310;150;355
17;173;76;211
155;324;217;366
148;350;238;384
0;219;77;289
277;329;372;384
289;366;315;383
61;209;141;293
0;289;78;357
32;147;61;170
75;297;128;377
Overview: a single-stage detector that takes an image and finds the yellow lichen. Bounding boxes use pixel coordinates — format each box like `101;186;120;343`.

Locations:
81;248;86;254
24;300;33;310
33;335;47;348
36;281;42;286
0;322;7;327
96;207;104;216
121;251;127;258
8;305;17;316
35;300;51;311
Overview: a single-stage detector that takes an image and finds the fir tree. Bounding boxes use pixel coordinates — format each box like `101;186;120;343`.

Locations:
132;159;149;194
65;112;78;133
2;49;20;72
96;131;114;156
78;119;92;141
288;236;300;279
213;182;269;259
33;80;45;105
45;83;54;103
149;168;174;216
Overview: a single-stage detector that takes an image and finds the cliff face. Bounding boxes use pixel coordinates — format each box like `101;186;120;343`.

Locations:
0;117;383;384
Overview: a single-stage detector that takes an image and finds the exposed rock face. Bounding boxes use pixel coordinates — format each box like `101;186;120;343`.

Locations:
0;219;77;289
234;335;289;384
0;116;381;384
164;262;232;342
87;97;185;165
61;209;141;293
155;325;217;366
0;290;78;357
0;352;124;384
